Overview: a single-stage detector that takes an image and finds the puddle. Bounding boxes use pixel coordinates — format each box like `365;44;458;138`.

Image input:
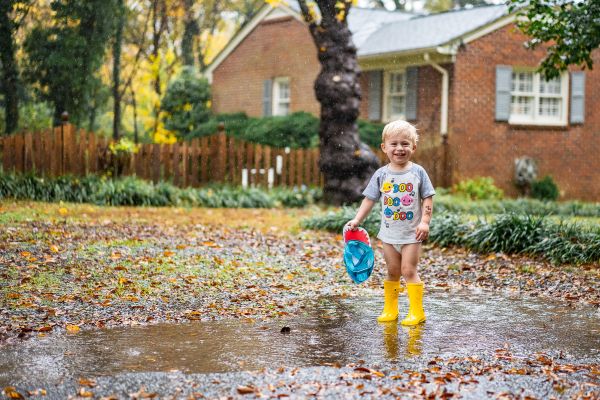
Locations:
1;291;598;386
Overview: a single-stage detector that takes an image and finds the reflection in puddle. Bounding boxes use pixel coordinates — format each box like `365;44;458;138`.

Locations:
1;291;598;386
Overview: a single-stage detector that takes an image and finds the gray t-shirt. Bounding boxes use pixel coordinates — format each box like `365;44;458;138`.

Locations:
362;163;435;244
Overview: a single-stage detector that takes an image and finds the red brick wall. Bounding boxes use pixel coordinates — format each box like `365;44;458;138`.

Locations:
452;23;600;201
212;16;320;117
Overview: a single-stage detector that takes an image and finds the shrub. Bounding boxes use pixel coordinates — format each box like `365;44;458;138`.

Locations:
188;114;385;150
0;172;322;208
301;208;600;265
357;120;386;148
242;112;319;149
161;66;211;139
452;177;504;200
434;195;600;218
187;112;251;139
531;175;559;201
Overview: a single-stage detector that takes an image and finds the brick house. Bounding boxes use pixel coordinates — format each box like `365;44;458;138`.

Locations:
206;3;600;201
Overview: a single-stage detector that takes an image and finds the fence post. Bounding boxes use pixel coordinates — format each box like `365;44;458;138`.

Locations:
216;124;226;182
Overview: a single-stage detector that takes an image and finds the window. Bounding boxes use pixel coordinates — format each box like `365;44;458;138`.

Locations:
383;70;406;121
509;70;568;125
272;77;290;116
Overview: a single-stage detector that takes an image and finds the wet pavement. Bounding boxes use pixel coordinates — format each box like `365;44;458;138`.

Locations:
1;289;599;398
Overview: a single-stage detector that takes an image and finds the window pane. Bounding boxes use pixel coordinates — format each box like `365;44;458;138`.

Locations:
511;96;533;116
278;102;290;116
390;95;405;116
278;82;290;100
538;97;560;117
389;73;404;94
539;77;561;94
511;72;533;92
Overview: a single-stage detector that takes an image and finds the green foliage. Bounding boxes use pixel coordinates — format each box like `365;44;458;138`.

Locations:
435;194;600;217
17;102;53;131
510;0;600;80
23;0;119;125
161;67;211;138
0;172;322;208
452;177;504;200
188;113;385;149
188;112;251;138
357;119;385;148
109;137;139;156
302;208;600;265
242;112;319;148
531;175;559;201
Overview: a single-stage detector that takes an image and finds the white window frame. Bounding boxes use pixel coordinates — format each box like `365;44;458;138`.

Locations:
509;69;569;126
272;77;290;116
382;70;406;122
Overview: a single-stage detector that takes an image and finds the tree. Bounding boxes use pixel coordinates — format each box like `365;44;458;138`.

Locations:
24;0;119;126
160;66;211;138
0;1;31;135
297;0;379;205
113;0;126;139
181;0;199;66
510;0;600;80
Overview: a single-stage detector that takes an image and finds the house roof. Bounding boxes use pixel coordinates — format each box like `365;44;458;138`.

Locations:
205;2;513;80
286;1;415;48
357;4;510;57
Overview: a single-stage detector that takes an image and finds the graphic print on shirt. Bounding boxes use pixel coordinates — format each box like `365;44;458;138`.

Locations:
381;177;416;227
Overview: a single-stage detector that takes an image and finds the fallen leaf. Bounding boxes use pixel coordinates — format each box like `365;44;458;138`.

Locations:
237;385;256;395
3;387;24;399
66;324;80;333
78;388;94;397
78;378;96;388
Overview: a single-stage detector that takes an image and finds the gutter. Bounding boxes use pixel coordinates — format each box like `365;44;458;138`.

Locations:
423;53;449;138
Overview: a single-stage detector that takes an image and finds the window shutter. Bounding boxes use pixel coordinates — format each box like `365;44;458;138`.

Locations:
495;65;512;121
570;72;585;124
263;79;272;117
405;67;418;120
367;70;382;121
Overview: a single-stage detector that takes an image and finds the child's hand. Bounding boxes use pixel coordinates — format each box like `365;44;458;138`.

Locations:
346;219;360;231
415;222;430;242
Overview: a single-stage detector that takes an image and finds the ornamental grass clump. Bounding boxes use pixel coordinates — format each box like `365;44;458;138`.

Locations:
0;172;321;208
464;213;547;255
301;208;599;265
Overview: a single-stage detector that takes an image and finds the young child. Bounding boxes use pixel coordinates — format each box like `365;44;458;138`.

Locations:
346;120;435;326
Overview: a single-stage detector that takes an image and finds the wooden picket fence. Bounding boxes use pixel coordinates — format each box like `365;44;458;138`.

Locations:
0;124;325;188
0;124;446;188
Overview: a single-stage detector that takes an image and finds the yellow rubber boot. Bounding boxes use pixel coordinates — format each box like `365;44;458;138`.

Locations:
377;280;401;322
401;282;426;326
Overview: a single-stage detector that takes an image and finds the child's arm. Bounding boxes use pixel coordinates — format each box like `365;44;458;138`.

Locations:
415;196;433;241
347;197;376;230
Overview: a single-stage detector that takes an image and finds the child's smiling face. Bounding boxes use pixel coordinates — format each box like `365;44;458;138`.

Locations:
381;131;416;168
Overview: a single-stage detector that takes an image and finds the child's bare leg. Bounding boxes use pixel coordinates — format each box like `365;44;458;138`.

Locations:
382;243;402;281
400;243;421;283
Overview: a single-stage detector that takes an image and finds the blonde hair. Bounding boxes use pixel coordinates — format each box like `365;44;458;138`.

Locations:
381;120;419;145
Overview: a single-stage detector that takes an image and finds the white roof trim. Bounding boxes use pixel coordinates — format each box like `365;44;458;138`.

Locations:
204;4;302;82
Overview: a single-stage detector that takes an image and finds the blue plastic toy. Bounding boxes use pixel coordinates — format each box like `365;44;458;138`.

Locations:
343;226;374;284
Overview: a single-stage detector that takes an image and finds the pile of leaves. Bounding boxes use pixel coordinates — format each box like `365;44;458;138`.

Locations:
0;172;322;208
301;207;600;265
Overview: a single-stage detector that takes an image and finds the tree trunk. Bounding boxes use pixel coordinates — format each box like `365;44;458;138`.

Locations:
112;0;125;140
0;1;19;134
182;0;198;67
130;83;139;143
299;1;379;205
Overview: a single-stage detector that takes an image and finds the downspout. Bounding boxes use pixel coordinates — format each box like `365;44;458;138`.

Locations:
424;52;450;187
423;53;449;139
